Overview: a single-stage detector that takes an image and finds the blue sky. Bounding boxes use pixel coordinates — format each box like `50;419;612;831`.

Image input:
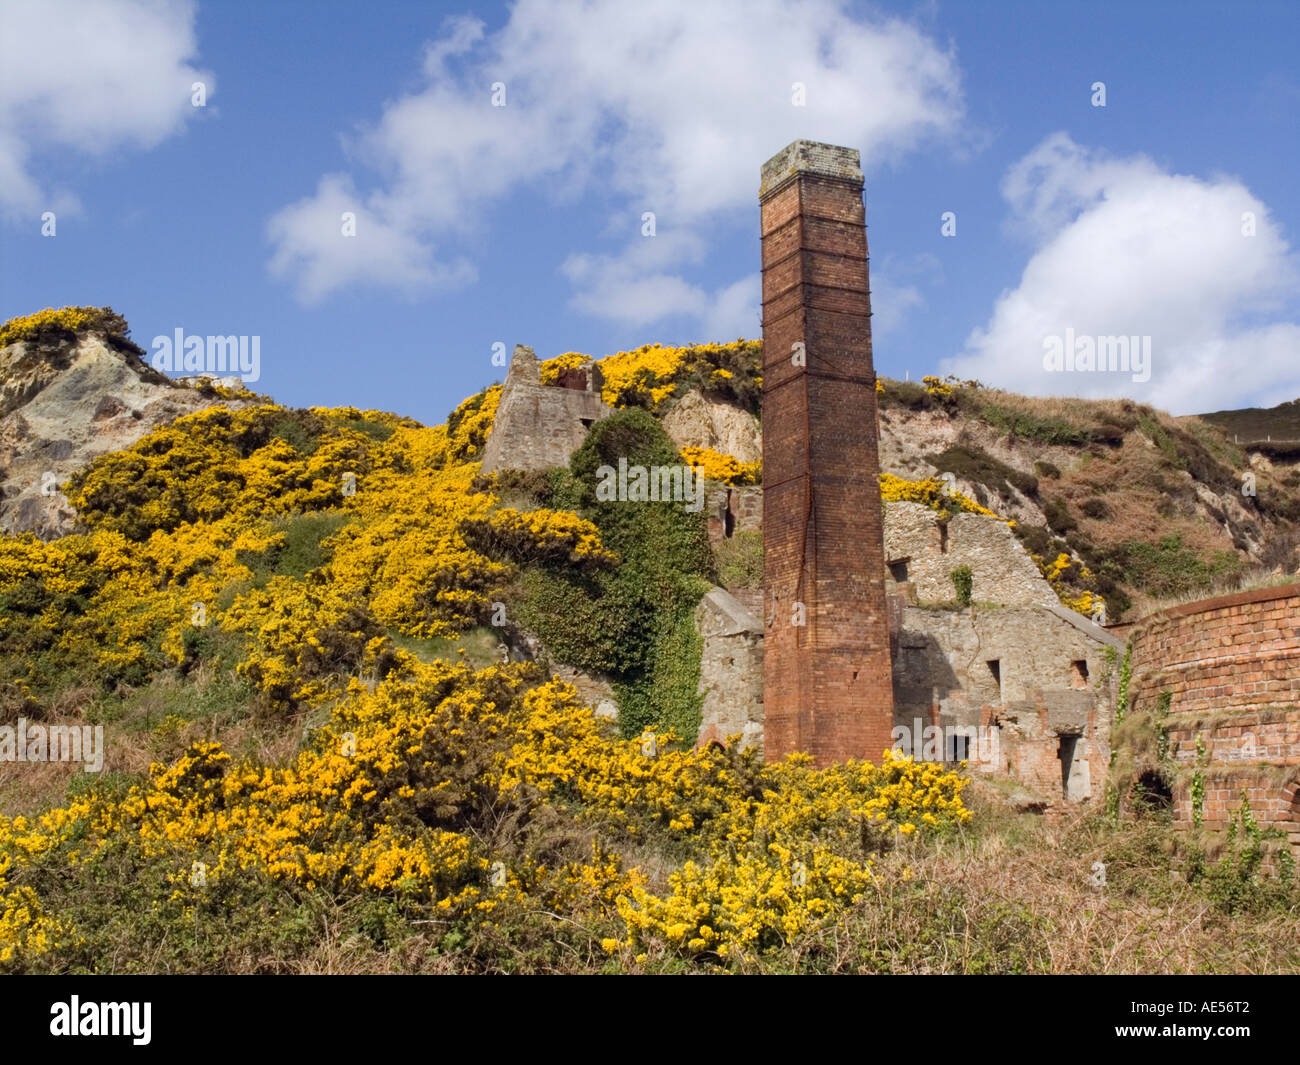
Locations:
1;0;1297;423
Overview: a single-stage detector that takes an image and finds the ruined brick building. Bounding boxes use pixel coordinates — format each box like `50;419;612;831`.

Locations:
476;140;1298;845
1128;583;1300;849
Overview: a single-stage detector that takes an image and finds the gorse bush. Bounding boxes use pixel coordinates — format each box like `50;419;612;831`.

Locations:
0;306;132;349
563;340;761;414
0;659;972;972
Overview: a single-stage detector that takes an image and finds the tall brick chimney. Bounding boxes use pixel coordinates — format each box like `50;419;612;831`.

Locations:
759;139;895;766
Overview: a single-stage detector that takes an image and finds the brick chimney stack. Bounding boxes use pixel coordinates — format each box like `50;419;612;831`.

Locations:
759;139;895;766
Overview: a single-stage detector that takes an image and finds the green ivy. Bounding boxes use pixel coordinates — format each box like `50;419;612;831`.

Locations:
514;409;711;741
1191;733;1208;827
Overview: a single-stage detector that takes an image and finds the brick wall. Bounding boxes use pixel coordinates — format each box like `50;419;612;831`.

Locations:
759;140;894;765
1129;583;1300;848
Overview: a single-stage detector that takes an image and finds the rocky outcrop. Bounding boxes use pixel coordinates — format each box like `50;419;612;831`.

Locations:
0;331;246;538
662;390;761;464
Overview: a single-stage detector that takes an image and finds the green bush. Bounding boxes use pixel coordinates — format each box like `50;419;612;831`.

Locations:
951;565;973;606
1098;534;1243;598
927;446;1038;499
714;530;763;588
977;403;1089;446
234;511;351;585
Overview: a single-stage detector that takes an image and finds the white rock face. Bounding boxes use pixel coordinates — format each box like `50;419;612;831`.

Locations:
0;332;244;538
662;390;761;465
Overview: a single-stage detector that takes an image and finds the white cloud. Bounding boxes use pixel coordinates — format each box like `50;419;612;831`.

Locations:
701;275;761;343
267;0;964;316
871;254;940;342
267;175;475;306
560;233;758;340
0;0;212;221
944;133;1300;414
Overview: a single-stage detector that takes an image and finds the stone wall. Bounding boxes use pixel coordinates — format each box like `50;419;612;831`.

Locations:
479;345;611;474
884;502;1057;607
703;484;762;543
1129;583;1300;848
891;599;1122;804
695;588;764;751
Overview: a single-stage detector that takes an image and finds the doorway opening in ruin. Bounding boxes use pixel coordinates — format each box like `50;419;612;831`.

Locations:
987;659;1002;700
947;731;970;763
1071;659;1089;688
1058;734;1080;799
889;559;910;583
724;491;736;538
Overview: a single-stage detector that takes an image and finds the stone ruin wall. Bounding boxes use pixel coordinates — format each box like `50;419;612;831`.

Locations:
694;589;764;752
695;489;1122;807
1129;583;1300;849
883;502;1057;607
479;345;611;475
890;599;1121;806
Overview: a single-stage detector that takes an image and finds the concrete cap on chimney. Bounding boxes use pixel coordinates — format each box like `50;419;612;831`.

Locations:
759;140;863;199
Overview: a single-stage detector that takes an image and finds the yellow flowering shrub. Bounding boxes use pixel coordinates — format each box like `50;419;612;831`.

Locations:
0;658;971;972
922;374;955;397
596;340;760;411
1036;551;1103;618
539;352;592;384
462;507;617;567
879;473;1001;519
446;385;502;464
0;306;129;348
679;447;760;486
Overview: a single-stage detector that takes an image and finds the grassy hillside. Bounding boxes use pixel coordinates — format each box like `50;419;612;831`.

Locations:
877;379;1300;619
1197;398;1300;443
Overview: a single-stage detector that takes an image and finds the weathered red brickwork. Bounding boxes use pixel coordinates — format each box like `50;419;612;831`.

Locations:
759;140;894;766
1130;583;1300;849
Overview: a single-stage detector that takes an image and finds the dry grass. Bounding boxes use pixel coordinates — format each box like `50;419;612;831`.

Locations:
718;787;1300;974
1133;569;1300;620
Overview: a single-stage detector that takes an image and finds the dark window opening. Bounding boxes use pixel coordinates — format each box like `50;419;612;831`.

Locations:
1071;659;1089;689
947;731;970;763
579;418;594;429
724;507;735;538
938;522;949;554
987;659;1002;699
1132;770;1172;811
889;559;910;583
